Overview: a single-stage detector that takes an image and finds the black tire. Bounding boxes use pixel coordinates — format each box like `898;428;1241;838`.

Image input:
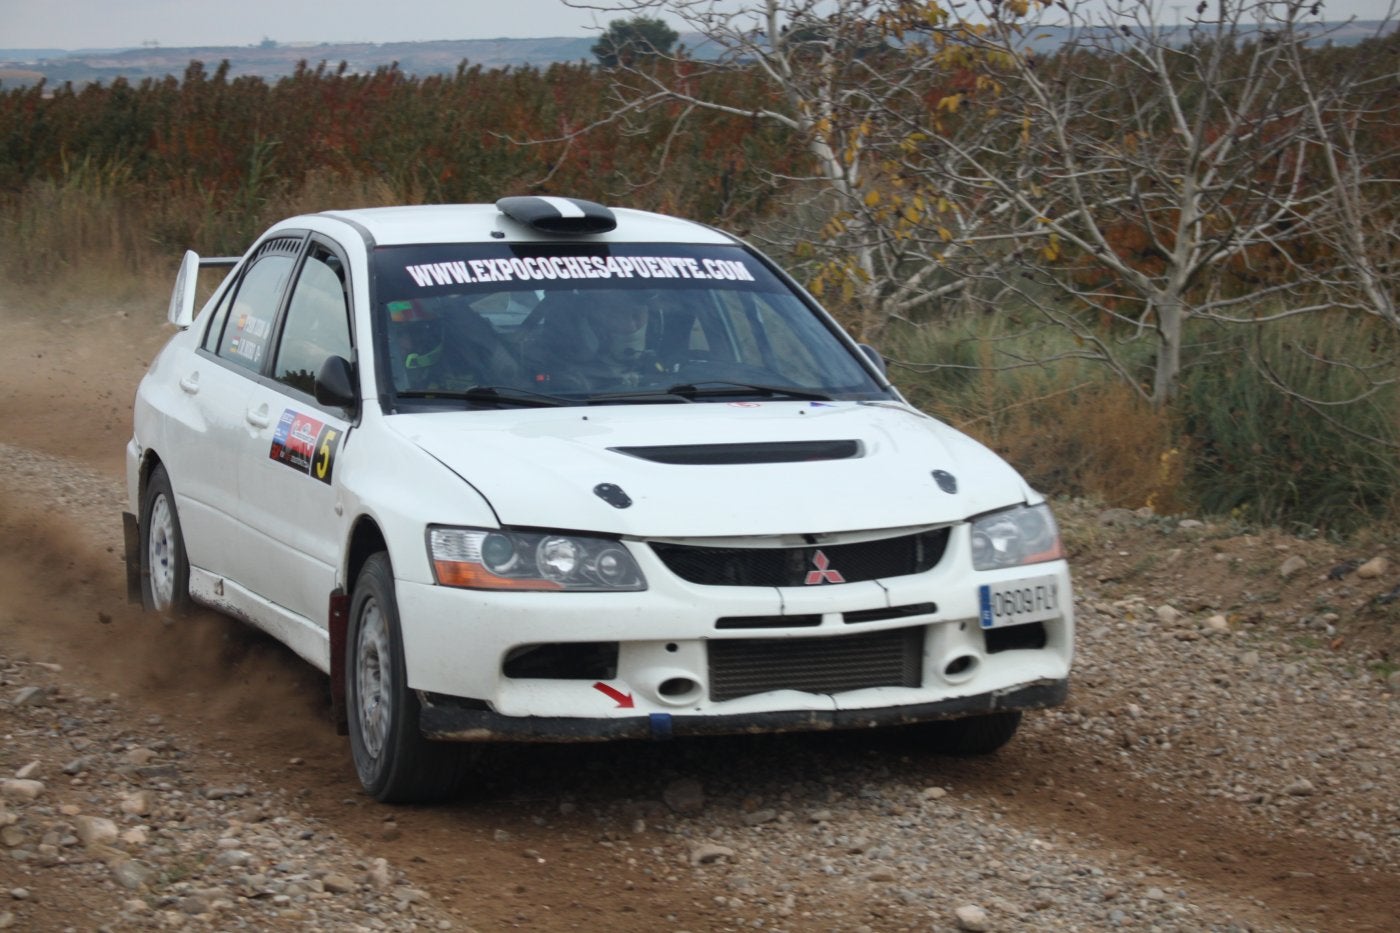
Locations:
924;710;1023;755
346;553;468;803
140;464;192;615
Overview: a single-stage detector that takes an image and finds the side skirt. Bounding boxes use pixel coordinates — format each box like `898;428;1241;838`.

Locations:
188;568;332;675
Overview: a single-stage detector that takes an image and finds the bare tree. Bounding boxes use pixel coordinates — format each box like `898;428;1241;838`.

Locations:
561;0;1016;342
915;0;1400;407
1280;18;1399;330
561;0;1397;403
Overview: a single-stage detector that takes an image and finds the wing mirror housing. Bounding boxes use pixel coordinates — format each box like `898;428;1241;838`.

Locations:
314;355;358;410
859;343;888;378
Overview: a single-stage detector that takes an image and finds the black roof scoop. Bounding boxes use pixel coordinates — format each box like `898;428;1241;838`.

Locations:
496;196;617;234
594;483;633;509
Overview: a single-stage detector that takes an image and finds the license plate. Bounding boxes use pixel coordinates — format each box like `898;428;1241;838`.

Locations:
978;574;1061;629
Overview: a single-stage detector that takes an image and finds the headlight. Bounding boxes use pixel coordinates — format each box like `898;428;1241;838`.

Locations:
428;526;647;591
970;503;1064;571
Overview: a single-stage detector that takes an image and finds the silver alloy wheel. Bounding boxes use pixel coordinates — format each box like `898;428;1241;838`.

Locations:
146;492;176;612
355;598;392;760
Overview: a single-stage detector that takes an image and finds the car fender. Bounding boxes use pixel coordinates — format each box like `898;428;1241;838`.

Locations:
331;411;499;591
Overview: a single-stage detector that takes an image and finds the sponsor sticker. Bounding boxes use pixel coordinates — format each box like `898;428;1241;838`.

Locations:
269;409;341;484
228;313;271;365
403;255;756;288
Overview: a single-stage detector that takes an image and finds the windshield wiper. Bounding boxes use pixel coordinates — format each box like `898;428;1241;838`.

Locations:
583;389;696;404
397;385;570;408
662;381;835;402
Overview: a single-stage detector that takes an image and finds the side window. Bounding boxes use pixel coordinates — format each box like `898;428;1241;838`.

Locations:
749;299;824;383
684;317;711;354
273;246;352;397
202;280;236;353
707;292;823;382
215;254;294;372
710;291;761;363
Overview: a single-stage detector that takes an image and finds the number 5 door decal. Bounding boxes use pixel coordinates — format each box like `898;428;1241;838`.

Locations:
270;409;342;484
314;428;339;482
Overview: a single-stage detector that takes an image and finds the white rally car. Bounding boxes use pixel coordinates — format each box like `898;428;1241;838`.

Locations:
124;197;1073;803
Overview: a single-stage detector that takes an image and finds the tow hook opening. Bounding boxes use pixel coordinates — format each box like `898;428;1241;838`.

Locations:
942;653;980;682
655;676;704;705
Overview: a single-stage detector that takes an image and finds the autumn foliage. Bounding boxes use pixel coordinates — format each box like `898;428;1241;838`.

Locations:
1;24;1395;529
0;58;801;259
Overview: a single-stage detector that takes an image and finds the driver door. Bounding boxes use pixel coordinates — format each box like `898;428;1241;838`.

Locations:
235;238;356;628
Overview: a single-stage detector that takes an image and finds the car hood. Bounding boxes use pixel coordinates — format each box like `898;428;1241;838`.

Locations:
387;401;1029;537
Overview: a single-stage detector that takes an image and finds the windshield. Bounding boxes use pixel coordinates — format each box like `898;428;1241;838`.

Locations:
371;242;889;409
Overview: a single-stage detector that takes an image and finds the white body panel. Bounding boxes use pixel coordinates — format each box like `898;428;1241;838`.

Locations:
390;401;1027;537
127;202;1074;740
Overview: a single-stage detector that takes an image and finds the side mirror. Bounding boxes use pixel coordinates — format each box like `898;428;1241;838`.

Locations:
859;343;888;378
314;355;358;410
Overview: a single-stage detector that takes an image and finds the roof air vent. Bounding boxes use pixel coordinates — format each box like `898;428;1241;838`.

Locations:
496;196;617;234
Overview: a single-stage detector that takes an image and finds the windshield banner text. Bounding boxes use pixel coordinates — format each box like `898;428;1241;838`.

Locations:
404;254;755;288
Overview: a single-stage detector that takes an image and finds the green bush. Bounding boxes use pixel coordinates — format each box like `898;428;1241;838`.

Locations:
886;311;1185;512
885;306;1399;533
1178;315;1400;534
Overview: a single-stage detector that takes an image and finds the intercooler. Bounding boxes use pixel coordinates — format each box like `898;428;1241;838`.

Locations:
706;626;925;702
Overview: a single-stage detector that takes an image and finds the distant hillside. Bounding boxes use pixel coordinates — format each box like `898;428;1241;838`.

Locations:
0;36;600;87
1;20;1392;89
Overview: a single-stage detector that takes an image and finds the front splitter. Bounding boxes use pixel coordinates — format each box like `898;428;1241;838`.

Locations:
419;678;1068;742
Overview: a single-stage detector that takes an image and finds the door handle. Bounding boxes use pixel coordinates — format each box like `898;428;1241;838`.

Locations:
246;406;271;429
179;373;199;394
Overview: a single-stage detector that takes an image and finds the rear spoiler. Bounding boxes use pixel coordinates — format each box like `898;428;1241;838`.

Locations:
168;250;239;328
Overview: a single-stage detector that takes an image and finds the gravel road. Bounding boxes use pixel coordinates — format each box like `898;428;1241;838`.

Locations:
1;307;1398;931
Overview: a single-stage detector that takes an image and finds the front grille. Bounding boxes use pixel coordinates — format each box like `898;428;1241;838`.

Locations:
844;602;938;625
708;627;925;702
716;603;937;630
651;527;950;587
716;614;822;629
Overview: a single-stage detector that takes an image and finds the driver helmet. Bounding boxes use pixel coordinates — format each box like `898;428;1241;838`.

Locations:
589;293;650;361
387;299;444;377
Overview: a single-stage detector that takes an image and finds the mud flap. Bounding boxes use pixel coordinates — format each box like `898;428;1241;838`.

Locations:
122;512;142;604
328;589;350;735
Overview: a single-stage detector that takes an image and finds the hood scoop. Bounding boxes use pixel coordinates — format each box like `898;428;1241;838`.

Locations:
611;440;861;466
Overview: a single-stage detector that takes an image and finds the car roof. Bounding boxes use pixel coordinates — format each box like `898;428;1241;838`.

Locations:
302;203;737;247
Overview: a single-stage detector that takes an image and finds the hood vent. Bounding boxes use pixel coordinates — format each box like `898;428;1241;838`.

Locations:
611;440;860;466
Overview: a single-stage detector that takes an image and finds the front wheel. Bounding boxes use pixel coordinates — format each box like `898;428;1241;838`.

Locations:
346;553;468;803
140;464;191;615
922;710;1023;755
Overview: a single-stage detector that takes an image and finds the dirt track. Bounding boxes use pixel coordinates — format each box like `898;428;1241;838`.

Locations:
2;301;1398;931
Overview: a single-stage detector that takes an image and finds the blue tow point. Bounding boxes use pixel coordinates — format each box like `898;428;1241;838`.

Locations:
649;712;673;740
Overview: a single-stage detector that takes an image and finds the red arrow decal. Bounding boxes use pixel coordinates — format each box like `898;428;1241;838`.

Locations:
592;681;635;708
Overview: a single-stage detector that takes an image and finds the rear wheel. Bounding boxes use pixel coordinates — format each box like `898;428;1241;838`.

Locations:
924;710;1023;755
140;465;191;615
346;553;468;803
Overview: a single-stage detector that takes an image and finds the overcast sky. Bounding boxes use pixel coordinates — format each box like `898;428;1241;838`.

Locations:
2;0;1394;49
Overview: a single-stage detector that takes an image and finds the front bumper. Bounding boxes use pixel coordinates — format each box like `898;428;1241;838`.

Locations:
420;678;1068;742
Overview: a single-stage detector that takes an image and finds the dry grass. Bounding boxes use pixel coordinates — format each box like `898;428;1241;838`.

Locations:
0;169;413;318
947;374;1187;513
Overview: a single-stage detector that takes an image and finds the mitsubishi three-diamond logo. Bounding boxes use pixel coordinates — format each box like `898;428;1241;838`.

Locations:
804;549;846;585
